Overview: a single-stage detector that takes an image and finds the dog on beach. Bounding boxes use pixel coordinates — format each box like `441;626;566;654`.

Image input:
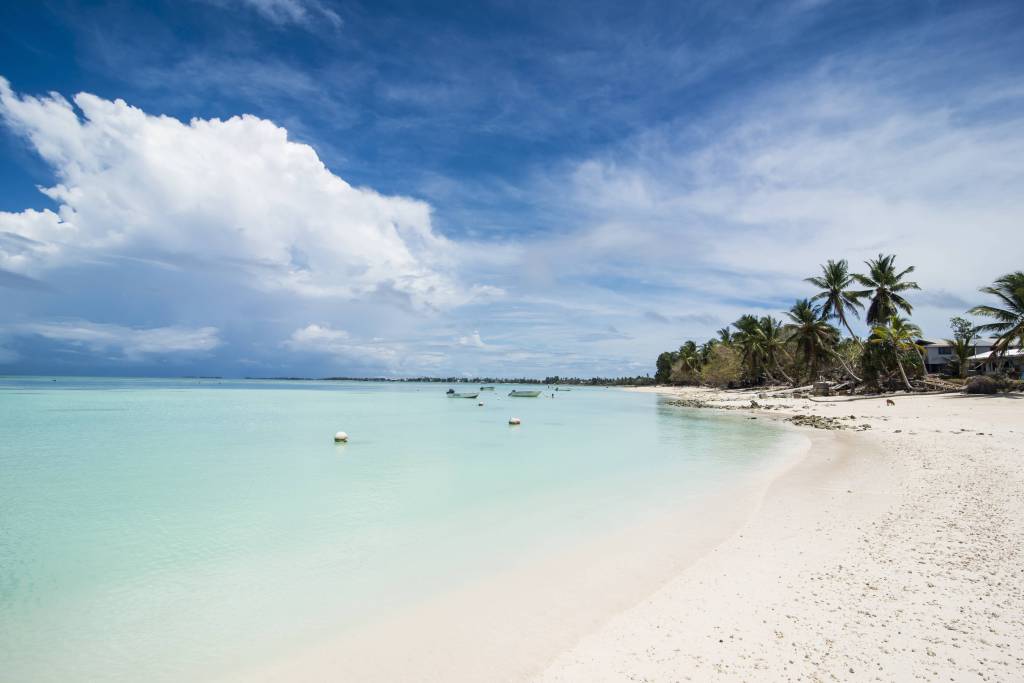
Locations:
886;399;895;407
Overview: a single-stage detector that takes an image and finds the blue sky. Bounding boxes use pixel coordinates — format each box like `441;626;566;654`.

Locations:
1;0;1022;377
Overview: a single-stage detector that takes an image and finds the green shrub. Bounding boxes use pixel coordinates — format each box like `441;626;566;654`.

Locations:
700;345;744;388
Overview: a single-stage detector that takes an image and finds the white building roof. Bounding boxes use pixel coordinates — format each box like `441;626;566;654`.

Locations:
920;338;1000;347
968;347;1024;360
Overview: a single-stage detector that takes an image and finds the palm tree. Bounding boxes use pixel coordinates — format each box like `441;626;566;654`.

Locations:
677;341;702;373
733;315;793;384
716;327;733;345
784;299;840;382
968;272;1024;355
732;315;765;382
945;336;976;379
853;254;920;324
869;316;923;392
806;259;864;341
699;339;719;365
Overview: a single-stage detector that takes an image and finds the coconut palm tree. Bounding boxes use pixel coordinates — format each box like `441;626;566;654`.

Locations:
677;341;702;374
806;259;864;341
968;271;1024;355
732;315;765;382
716;327;733;345
733;315;793;384
853;254;920;324
945;336;976;379
869;316;923;392
784;299;840;382
759;316;795;384
699;339;719;365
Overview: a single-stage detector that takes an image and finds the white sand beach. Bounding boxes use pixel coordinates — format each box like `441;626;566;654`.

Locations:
538;387;1024;682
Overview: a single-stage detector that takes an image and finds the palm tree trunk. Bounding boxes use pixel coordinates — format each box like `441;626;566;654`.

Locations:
830;349;862;383
895;356;913;392
773;362;795;386
845;322;862;345
915;346;927;376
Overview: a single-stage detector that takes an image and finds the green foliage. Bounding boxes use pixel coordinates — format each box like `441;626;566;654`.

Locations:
852;254;920;324
868;316;924;391
806;259;863;339
968;271;1024;354
784;299;839;382
655;352;674;384
949;316;976;344
650;256;1018;393
700;344;744;388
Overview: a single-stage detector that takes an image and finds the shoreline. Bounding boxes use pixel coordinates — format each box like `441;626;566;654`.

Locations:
226;386;1024;682
538;386;1024;681
224;400;814;682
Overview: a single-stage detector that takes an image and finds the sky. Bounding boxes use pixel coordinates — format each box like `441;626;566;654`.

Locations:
1;0;1022;378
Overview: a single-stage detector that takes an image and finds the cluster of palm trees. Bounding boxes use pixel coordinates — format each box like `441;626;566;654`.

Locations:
654;256;1024;391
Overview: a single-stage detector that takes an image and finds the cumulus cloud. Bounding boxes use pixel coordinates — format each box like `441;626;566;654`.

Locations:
13;321;221;359
455;330;487;348
0;77;470;309
284;324;405;367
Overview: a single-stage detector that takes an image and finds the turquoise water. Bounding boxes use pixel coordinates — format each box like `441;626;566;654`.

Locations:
0;378;797;681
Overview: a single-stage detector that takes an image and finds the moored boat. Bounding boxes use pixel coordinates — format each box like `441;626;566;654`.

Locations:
480;386;495;391
508;390;542;397
446;389;480;398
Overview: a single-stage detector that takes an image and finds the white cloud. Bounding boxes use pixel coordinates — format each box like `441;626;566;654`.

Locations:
541;70;1024;338
456;330;487;348
0;77;471;309
284;324;402;367
216;0;342;29
14;321;221;359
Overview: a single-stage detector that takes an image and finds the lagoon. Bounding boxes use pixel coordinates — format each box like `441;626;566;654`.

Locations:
0;377;799;681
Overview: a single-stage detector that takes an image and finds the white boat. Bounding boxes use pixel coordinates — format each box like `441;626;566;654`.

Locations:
447;389;480;398
508;390;542;397
480;386;496;391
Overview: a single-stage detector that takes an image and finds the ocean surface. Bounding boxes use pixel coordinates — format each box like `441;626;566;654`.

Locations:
0;377;800;681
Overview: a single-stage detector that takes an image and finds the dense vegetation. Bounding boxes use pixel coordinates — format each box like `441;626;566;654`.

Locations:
655;257;1024;391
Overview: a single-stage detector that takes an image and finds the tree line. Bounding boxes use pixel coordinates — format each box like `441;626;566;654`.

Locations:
655;257;1024;391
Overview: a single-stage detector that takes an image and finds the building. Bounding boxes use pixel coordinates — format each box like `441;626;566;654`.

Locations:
916;338;1000;373
967;348;1024;378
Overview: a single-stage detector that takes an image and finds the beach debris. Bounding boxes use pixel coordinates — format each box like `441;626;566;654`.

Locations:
334;431;349;443
749;400;761;409
508;417;521;425
666;398;710;409
786;414;845;430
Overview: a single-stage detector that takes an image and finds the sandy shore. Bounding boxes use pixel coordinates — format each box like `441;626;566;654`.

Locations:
537;387;1024;682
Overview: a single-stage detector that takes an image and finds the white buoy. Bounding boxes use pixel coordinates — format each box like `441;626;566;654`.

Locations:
478;402;484;406
508;417;521;425
334;431;349;443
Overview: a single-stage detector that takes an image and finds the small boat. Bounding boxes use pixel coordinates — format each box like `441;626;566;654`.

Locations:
508;390;542;397
447;389;480;398
555;387;572;391
480;386;495;391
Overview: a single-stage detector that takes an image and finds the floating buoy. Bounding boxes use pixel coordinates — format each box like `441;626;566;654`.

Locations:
334;431;349;443
478;402;484;406
508;417;521;425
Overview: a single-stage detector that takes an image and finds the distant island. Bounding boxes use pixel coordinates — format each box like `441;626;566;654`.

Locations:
245;375;657;386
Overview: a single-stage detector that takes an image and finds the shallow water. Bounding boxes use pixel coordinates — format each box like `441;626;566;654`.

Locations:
0;378;798;681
